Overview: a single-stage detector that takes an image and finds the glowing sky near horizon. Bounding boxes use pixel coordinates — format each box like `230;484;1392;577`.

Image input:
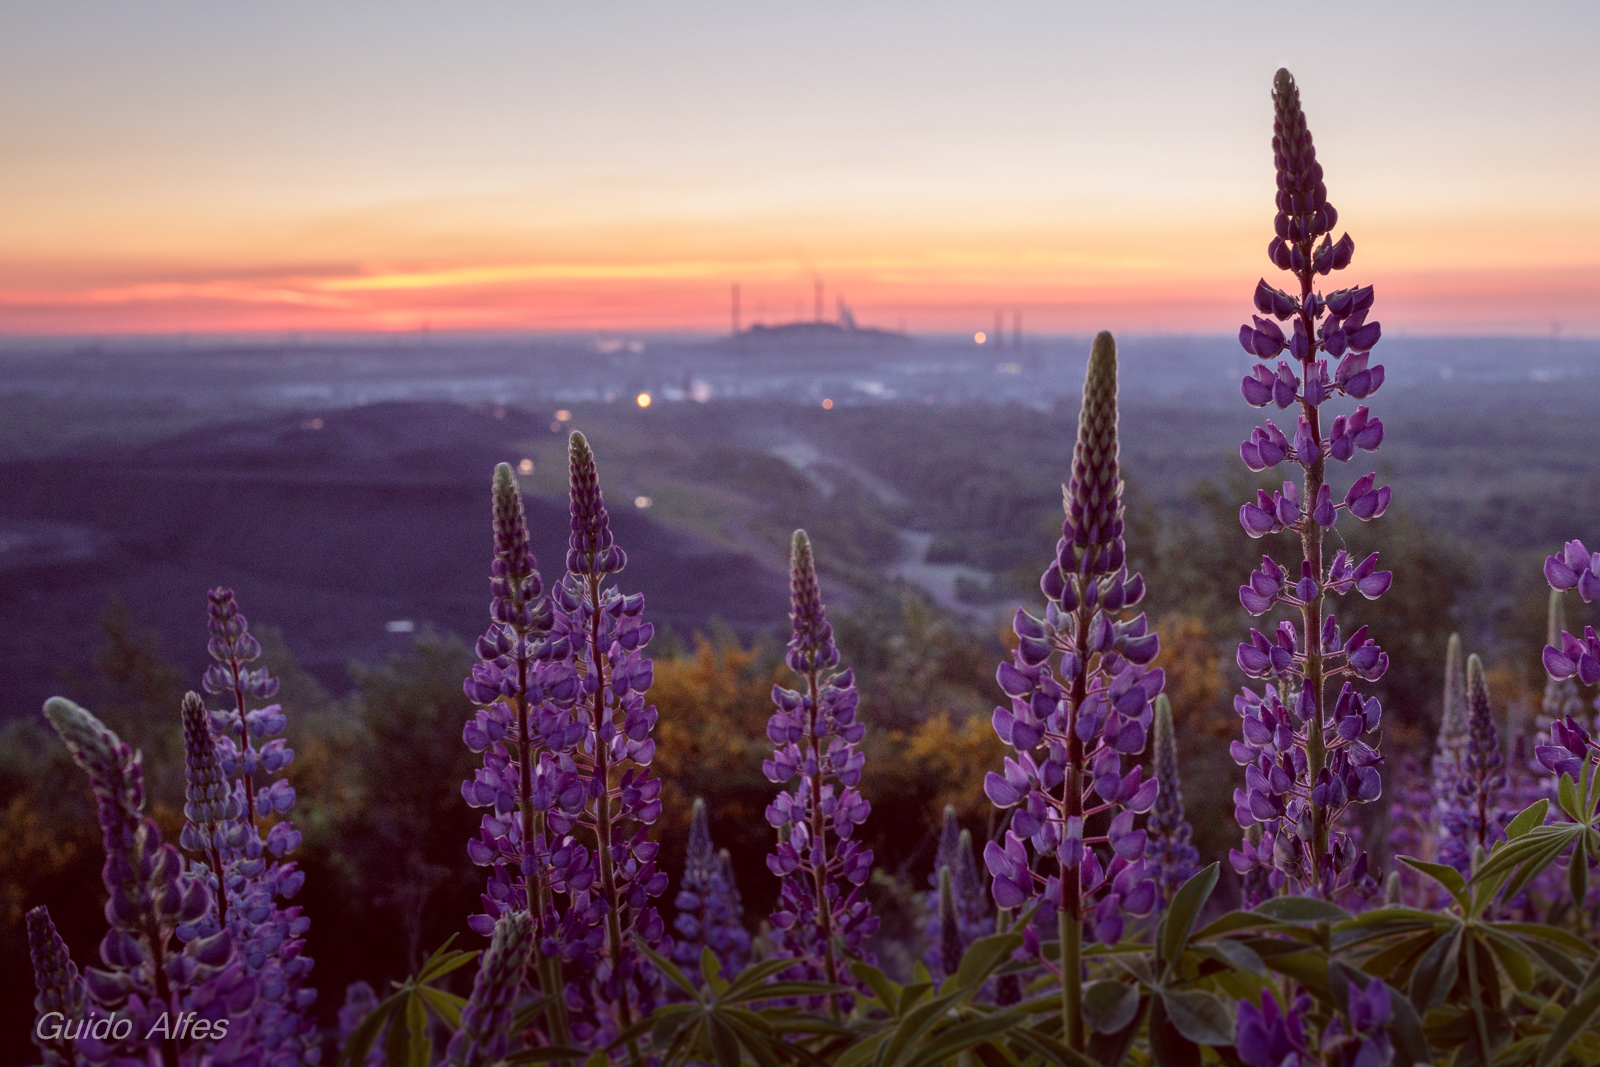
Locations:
2;2;1597;336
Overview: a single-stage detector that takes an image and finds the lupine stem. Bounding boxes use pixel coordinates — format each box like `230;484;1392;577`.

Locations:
802;660;843;1019
587;572;643;1067
1060;607;1089;1052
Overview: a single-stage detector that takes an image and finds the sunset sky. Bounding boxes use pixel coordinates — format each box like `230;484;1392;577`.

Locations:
2;2;1597;336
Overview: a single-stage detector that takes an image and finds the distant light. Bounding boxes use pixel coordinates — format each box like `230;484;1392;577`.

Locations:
385;620;415;634
636;393;652;408
301;417;324;430
689;380;713;403
974;332;986;345
634;495;652;508
550;421;562;433
821;398;834;410
997;362;1021;374
518;458;534;475
555;409;571;422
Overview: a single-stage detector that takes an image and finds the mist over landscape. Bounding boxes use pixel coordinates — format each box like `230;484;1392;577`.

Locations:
4;328;1597;719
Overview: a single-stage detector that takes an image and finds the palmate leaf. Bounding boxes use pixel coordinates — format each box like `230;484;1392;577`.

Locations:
1158;989;1233;1046
1397;856;1469;912
1539;957;1600;1067
1082;980;1140;1035
340;937;480;1067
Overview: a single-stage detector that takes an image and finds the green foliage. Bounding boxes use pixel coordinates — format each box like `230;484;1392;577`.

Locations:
340;936;477;1067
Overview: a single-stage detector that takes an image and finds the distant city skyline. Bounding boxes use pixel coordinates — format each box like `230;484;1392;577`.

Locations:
1;2;1596;336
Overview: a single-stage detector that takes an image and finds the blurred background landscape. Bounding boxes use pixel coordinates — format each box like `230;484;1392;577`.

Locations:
3;0;1599;1057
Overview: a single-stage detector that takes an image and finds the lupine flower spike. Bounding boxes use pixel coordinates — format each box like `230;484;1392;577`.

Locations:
1147;695;1199;907
673;798;750;977
982;330;1161;1051
1438;654;1509;874
923;807;990;976
28;905;89;1067
460;461;576;1045
447;910;536;1067
199;589;319;1063
543;431;670;1050
765;529;877;1009
44;697;252;1066
1229;69;1388;903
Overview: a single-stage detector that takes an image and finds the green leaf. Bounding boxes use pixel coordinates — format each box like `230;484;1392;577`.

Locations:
646;1003;698;1050
1085;994;1148;1067
849;961;902;1015
1397;856;1469;911
1540;959;1600;1067
1082;980;1140;1035
952;931;1025;993
1501;828;1585;905
701;946;726;994
1146;994;1202;1067
1408;928;1461;1011
634;937;703;1002
1558;772;1581;820
901;1009;1031;1067
1383;987;1432;1067
340;989;404;1066
877;988;967;1067
1250;897;1351;925
1004;1023;1102;1067
1158;990;1234;1046
1570;835;1590;906
1506;799;1550;839
723;957;802;1003
703;1014;742;1067
415;986;465;1031
1202;937;1265;977
501;1049;592;1065
1159;863;1219;973
414;933;461;980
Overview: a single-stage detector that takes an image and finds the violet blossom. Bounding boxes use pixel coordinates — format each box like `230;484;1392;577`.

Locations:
28;905;91;1067
1147;694;1199;908
446;910;536;1067
981;330;1161;1051
199;589;319;1065
44;696;255;1066
765;529;877;1000
673;798;750;977
1235;990;1315;1067
1437;654;1509;874
922;806;990;978
1229;69;1389;902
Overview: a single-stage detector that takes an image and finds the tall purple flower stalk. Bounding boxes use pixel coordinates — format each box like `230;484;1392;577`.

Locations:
546;431;670;1051
460;460;577;1045
764;529;876;1008
922;806;990;978
1147;695;1199;908
673;798;750;977
44;696;253;1066
447;911;536;1067
1541;590;1592;740
1229;68;1390;902
199;589;319;1065
1437;654;1510;874
982;330;1161;1051
28;905;90;1067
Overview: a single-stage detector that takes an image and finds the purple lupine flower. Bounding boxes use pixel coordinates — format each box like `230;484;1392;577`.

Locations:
28;905;90;1067
1229;69;1389;902
199;589;319;1065
524;431;671;1050
1320;980;1394;1067
673;798;750;977
179;692;246;929
338;982;385;1067
446;910;536;1067
43;696;255;1066
765;529;878;1000
981;331;1160;1050
1429;634;1469;844
1235;990;1316;1067
922;807;991;978
459;461;579;1050
1437;654;1510;874
1543;542;1600;687
1540;590;1591;741
936;867;962;978
1147;695;1199;908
